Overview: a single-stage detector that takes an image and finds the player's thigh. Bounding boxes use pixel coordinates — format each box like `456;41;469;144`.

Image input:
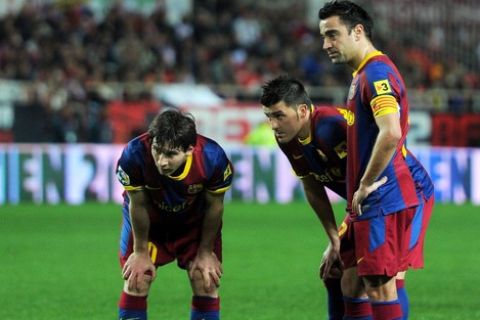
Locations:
175;230;222;269
362;274;397;301
404;194;434;268
120;240;175;268
353;212;414;277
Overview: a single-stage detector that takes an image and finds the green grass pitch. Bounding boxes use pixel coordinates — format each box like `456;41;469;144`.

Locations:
1;202;479;319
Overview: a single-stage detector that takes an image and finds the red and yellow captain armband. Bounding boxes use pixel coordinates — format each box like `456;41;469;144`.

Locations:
370;94;399;118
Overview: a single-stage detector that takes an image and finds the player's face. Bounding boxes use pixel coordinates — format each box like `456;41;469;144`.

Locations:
151;144;193;176
319;16;357;65
262;101;308;144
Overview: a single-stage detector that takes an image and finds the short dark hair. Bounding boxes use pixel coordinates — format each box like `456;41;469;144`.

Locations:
148;109;197;151
318;0;373;40
260;75;312;109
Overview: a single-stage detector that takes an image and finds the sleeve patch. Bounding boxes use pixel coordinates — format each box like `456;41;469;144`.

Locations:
223;164;232;181
373;79;392;95
116;165;130;186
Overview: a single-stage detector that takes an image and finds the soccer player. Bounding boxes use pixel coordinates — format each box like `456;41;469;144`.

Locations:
115;109;234;320
318;1;435;320
260;76;433;320
260;76;348;319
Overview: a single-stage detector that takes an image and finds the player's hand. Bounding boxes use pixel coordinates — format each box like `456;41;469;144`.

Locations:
189;251;223;292
122;251;156;293
319;243;343;280
352;176;388;216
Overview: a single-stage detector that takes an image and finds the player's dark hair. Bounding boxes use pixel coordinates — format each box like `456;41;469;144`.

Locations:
318;0;373;40
148;109;197;151
260;75;312;109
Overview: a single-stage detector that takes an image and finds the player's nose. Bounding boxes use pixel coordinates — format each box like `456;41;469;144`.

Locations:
269;119;279;130
322;39;332;50
157;154;169;166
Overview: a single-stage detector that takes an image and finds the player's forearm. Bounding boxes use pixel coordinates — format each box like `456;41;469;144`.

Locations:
198;200;224;253
360;128;400;186
129;204;151;253
310;204;340;247
304;188;339;247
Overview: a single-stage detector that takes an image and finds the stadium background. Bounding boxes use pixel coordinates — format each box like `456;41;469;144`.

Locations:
1;0;479;319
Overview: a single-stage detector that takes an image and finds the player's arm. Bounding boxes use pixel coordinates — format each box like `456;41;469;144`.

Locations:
301;175;343;278
352;95;401;214
188;190;225;292
122;189;156;292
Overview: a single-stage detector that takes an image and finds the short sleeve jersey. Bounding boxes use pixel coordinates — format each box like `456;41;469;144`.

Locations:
116;133;233;224
278;106;348;198
345;51;421;218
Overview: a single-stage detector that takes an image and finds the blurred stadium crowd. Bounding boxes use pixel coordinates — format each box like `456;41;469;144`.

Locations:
0;0;479;143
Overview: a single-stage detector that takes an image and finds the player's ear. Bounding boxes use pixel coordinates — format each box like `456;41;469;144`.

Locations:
298;103;309;119
353;24;363;40
186;145;194;155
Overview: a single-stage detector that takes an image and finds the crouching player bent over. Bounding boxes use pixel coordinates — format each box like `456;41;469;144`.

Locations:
115;110;234;320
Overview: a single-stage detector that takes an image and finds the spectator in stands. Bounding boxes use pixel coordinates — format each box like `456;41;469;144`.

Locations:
1;0;479;143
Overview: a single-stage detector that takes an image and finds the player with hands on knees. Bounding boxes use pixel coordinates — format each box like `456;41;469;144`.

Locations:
116;109;234;320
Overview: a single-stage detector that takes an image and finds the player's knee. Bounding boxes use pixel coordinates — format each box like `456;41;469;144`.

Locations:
396;271;406;280
122;275;153;296
363;275;396;301
341;267;367;298
189;269;219;297
189;269;203;282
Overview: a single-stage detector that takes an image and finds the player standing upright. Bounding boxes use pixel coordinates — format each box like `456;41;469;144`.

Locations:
318;1;434;320
115;109;234;320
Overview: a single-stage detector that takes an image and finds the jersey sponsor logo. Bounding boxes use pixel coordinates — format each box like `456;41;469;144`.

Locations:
373;79;392;94
187;183;204;194
336;108;355;126
223;164;232;181
292;154;304;160
334;141;347;159
154;200;188;213
116;166;130;186
312;171;334;183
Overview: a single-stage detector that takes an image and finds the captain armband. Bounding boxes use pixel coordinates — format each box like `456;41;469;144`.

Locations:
370;94;399;118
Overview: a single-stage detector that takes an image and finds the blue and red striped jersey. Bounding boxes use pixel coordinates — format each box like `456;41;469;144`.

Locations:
116;133;233;224
278;106;348;198
345;51;421;218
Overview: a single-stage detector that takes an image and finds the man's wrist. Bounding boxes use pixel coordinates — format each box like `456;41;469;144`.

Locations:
133;243;149;253
359;178;373;187
328;237;341;251
197;246;213;255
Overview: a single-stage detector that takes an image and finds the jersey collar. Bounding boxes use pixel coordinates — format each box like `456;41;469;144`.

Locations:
352;50;383;77
168;153;193;181
298;134;312;145
298;104;315;145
